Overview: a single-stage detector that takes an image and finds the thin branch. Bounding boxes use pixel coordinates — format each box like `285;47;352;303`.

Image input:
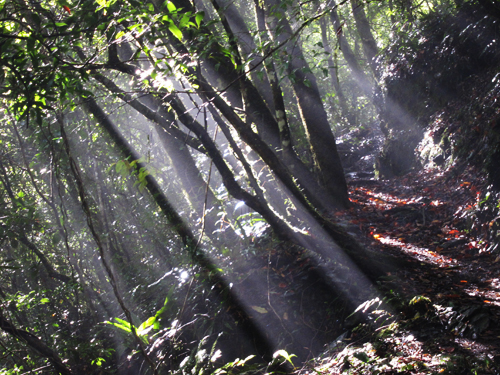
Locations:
58;115;159;375
217;0;350;95
91;73;206;154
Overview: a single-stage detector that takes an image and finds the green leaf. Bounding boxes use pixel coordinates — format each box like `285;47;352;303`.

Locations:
155;287;174;318
132;48;142;61
106;318;132;333
195;11;204;28
138;181;146;192
168;22;183;41
26;38;36;53
114;317;132;328
31;13;41;27
55;22;67;27
92;357;105;366
52;232;62;245
115;30;126;40
166;1;176;12
179;13;191;28
56;0;72;7
138;316;156;332
273;350;296;366
95;0;111;9
39;298;50;304
353;351;370;363
115;160;124;174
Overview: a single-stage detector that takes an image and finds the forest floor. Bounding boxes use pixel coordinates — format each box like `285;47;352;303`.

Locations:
301;165;500;374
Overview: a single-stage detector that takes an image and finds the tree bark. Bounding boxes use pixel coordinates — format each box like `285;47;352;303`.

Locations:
350;0;380;78
211;0;275;112
319;17;353;126
328;0;376;100
254;0;295;163
262;0;350;208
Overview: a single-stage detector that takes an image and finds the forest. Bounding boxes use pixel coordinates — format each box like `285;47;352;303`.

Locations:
1;0;500;373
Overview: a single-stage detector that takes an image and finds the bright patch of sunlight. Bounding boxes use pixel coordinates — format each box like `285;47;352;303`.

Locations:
373;234;457;267
147;270;174;288
180;270;189;281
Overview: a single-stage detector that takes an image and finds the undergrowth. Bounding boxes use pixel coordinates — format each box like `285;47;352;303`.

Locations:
303;293;496;375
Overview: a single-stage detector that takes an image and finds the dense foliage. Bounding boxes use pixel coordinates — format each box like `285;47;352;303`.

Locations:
1;0;500;373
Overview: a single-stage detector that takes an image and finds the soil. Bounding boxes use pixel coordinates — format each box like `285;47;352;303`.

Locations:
307;164;500;374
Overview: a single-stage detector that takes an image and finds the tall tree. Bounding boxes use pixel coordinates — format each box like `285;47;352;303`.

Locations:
350;0;380;78
261;0;349;207
0;0;410;372
319;16;352;126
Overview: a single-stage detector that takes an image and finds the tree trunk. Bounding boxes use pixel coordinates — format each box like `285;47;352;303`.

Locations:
254;0;295;163
328;0;376;101
319;17;353;126
212;0;275;112
82;93;291;363
138;94;239;244
165;0;349;211
350;0;380;78
263;0;350;208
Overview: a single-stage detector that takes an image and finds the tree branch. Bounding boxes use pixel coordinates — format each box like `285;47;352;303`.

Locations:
0;313;72;375
91;74;206;155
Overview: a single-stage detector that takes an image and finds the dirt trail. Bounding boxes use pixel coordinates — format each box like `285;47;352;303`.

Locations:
337;165;500;372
